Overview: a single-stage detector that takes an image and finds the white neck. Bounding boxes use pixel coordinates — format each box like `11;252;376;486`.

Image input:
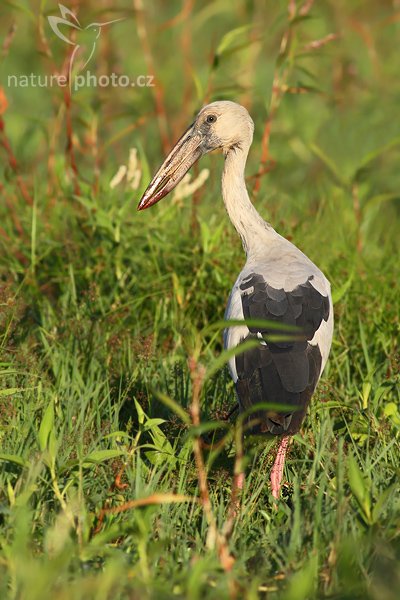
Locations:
221;145;277;256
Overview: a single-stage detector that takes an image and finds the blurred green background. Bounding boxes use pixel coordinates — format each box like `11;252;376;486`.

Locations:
0;1;399;599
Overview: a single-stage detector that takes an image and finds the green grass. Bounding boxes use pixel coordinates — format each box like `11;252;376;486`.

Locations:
1;1;400;598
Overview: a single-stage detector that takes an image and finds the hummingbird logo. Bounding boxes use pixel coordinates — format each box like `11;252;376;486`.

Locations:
48;4;123;87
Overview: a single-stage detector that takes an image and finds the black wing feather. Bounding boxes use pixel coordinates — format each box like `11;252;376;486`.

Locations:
236;273;330;434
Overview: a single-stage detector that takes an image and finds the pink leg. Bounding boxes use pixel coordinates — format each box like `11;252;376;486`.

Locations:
270;435;290;500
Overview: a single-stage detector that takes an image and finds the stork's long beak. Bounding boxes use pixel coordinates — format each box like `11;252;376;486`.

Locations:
137;124;204;210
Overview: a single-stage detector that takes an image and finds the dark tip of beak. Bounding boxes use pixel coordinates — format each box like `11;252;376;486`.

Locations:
137;197;147;211
137;197;151;211
137;198;151;211
136;124;204;212
137;183;170;211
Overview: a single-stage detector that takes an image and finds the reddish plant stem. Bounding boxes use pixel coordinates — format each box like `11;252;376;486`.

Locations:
0;117;33;206
188;358;235;572
300;0;315;16
133;0;170;154
5;194;24;237
63;85;81;196
252;0;320;197
303;32;340;51
222;422;244;541
2;22;17;58
188;358;217;548
38;1;81;197
246;160;276;182
253;95;287;198
252;36;290;197
159;0;195;31
93;494;194;536
0;227;11;244
181;0;195;133
0;185;28;265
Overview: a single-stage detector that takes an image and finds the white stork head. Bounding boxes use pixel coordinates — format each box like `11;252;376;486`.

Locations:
137;100;254;210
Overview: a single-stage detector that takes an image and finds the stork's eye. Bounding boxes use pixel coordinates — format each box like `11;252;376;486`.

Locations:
206;114;217;124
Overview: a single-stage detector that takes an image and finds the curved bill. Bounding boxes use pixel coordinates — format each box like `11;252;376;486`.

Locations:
137;124;203;211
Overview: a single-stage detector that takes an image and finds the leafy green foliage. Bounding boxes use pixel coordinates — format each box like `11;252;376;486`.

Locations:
0;0;399;598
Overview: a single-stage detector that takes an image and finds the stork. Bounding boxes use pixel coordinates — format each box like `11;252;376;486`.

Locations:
138;101;333;500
